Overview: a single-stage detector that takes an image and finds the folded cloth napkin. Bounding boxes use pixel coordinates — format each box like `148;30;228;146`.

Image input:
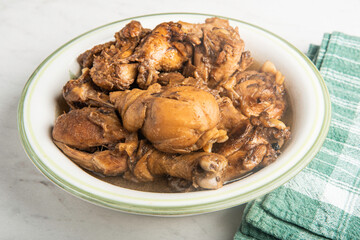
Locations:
234;32;360;240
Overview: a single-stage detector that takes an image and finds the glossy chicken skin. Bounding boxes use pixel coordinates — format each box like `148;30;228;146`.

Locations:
131;140;228;189
218;96;248;132
110;84;228;153
52;107;133;176
54;141;128;176
52;107;128;150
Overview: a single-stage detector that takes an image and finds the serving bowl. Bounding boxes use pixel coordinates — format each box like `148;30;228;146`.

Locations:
18;13;331;216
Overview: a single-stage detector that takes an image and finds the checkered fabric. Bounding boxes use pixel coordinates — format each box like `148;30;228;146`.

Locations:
234;32;360;240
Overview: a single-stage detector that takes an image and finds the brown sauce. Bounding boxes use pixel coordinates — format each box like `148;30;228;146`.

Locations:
55;93;70;117
87;171;175;193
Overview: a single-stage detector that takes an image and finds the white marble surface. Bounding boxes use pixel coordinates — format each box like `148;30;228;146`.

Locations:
2;0;360;239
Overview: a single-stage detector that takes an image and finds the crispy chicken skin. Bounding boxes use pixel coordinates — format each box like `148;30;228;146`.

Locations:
53;18;291;192
110;84;228;153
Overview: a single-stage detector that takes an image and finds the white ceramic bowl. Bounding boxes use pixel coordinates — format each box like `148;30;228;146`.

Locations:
18;13;331;216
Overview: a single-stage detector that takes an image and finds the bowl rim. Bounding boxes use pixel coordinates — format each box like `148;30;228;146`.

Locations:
17;12;331;216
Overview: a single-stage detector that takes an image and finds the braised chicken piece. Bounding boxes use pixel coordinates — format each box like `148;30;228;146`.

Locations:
218;96;248;132
215;112;290;181
89;21;149;91
52;107;128;150
56;136;227;189
130;140;227;189
114;20;151;58
216;123;268;182
63;68;113;109
52;107;134;176
179;18;253;88
77;41;115;69
202;27;244;86
220;61;286;119
157;72;185;85
179;17;235;44
77;21;149;70
159;73;221;99
91;52;139;91
92;61;138;91
54;141;128;176
110;83;228;153
127;22;189;89
53;18;291;192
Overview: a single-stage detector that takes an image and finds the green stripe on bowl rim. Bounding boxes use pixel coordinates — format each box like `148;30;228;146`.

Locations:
17;12;331;215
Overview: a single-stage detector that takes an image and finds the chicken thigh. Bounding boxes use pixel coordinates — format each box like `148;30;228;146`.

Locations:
110;84;228;153
52;107;128;150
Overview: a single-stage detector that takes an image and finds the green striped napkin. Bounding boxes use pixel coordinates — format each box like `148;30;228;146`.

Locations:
234;32;360;240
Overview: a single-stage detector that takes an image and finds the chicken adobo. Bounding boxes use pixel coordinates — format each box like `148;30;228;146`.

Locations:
52;18;291;192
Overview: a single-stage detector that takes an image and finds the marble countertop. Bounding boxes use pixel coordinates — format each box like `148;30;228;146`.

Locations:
2;0;360;239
